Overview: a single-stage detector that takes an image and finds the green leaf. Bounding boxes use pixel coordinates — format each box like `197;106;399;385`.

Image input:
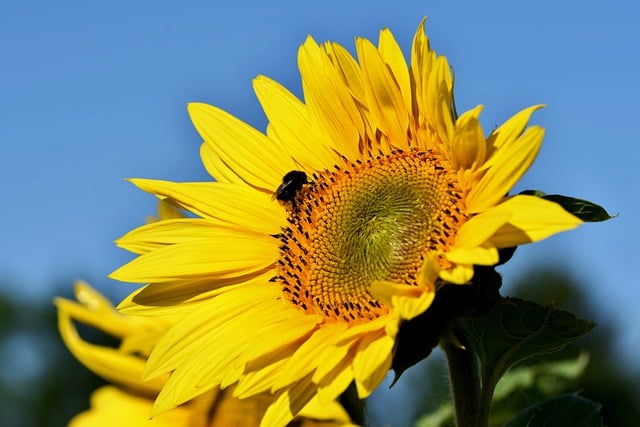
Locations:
519;189;546;198
493;353;590;401
488;354;590;426
520;190;614;222
544;195;614;222
414;405;454;427
459;298;594;410
504;393;603;427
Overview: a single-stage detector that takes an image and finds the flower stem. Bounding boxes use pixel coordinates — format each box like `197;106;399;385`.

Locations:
441;337;482;427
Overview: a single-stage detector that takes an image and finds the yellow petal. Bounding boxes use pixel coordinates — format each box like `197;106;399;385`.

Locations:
418;253;441;288
369;279;423;306
451;105;486;169
188;102;297;191
410;19;433;124
63;282;167;340
311;341;353;384
445;246;499;266
55;299;167;395
154;199;184;220
146;288;313;413
199;143;246;185
253;75;338;170
334;315;389;345
353;332;393;398
488;104;545;150
271;322;347;392
369;280;434;320
115;218;239;255
117;271;273;316
260;376;318;427
455;211;511;248
467;125;544;213
316;353;356;401
357;36;409;149
488;195;583;247
128;179;285;235
378;28;412;115
199;387;269;427
110;236;277;284
439;263;474;285
233;357;290;399
325;42;367;105
298;36;363;160
70;386;191;427
298;394;353;424
394;289;435;320
145;285;281;378
74;281;118;318
426;55;455;145
241;314;322;363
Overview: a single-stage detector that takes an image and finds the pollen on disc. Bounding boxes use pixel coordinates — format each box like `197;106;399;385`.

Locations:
275;149;467;324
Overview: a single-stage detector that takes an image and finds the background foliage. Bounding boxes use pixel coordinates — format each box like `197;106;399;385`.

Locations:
2;267;639;426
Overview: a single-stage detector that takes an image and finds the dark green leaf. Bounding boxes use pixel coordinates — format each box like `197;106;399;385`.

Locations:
414;405;453;427
488;354;590;425
519;189;546;198
493;353;589;401
519;190;614;222
460;298;594;396
543;195;614;222
504;393;603;427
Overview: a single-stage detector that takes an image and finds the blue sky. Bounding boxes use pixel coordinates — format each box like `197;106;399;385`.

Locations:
1;0;638;420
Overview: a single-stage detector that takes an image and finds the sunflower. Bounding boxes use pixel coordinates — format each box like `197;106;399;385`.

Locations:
56;282;356;427
110;21;582;426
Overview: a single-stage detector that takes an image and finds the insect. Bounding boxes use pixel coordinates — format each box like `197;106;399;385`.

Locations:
274;170;308;208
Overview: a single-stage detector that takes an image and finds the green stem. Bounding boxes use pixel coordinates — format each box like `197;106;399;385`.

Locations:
476;369;501;427
441;337;482;427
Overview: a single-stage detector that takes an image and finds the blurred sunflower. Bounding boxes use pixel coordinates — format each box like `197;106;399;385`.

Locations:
55;281;356;426
110;21;581;425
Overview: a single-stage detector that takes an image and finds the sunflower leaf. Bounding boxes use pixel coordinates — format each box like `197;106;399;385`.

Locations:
488;354;590;425
493;353;589;402
459;297;594;404
519;190;614;222
503;393;603;427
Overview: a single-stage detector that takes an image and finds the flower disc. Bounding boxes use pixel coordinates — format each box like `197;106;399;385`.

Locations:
278;149;466;323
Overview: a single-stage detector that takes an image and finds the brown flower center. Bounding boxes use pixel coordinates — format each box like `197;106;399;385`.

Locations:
276;149;466;324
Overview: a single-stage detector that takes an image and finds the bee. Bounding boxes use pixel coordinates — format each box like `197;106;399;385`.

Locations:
274;170;308;208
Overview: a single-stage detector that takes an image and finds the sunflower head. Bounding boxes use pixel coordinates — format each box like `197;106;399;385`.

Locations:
110;20;582;426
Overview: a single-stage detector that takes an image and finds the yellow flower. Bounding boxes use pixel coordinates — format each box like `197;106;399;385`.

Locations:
110;21;582;426
56;281;356;427
69;387;195;427
55;281;173;395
